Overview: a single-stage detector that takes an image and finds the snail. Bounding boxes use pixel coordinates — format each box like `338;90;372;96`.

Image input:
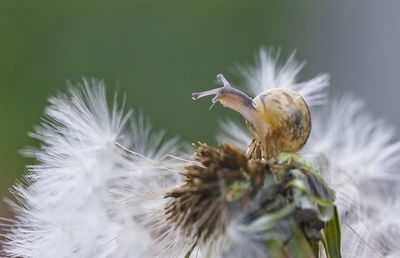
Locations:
192;74;311;160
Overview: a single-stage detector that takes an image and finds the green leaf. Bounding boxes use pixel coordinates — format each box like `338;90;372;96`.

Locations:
285;223;316;258
240;203;296;232
309;239;320;258
322;206;342;258
265;237;285;258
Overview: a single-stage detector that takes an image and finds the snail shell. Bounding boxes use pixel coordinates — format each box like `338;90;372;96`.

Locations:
192;74;311;159
249;88;311;159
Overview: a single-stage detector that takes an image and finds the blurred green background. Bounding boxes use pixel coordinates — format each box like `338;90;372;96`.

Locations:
1;0;399;219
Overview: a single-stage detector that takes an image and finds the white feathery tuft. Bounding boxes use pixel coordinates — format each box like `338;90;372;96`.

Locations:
127;111;180;161
1;79;185;258
306;95;400;257
239;47;330;106
200;215;273;258
216;120;252;151
341;195;400;258
306;95;400;203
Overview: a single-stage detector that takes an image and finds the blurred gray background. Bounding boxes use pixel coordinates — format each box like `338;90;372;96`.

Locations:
1;0;399;219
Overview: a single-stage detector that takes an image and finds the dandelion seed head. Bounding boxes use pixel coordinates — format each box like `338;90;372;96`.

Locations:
217;48;400;258
3;46;400;258
305;95;400;257
306;95;400;218
239;47;330;106
1;80;185;258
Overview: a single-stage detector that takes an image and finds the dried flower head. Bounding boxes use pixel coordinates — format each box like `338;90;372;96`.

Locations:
163;142;337;257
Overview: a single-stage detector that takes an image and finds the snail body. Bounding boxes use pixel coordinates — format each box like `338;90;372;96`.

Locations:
192;74;311;159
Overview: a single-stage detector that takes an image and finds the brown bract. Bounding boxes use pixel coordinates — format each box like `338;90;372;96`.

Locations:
164;143;267;240
164;142;331;257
